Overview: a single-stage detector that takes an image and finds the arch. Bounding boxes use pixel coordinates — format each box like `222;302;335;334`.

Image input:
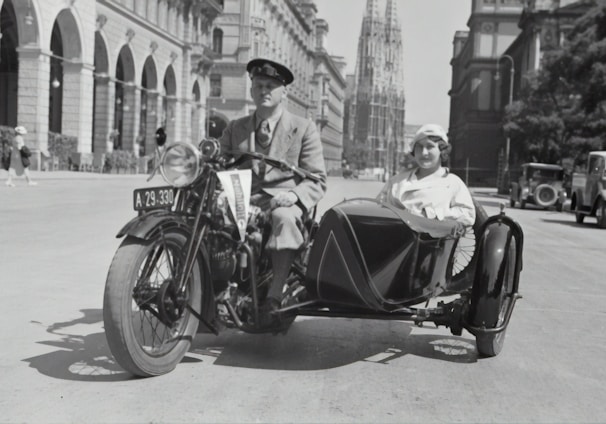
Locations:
139;57;159;156
92;31;110;152
116;45;136;83
10;0;41;47
55;9;82;61
0;0;19;126
48;20;64;133
163;64;177;96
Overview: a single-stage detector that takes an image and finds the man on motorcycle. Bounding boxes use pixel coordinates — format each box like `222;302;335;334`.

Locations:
219;58;327;325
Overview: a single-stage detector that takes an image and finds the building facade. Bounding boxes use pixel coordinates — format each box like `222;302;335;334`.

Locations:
448;0;524;186
206;0;346;172
348;0;406;176
0;0;222;169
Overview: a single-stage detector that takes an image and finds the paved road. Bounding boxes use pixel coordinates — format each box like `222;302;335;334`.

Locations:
1;171;605;423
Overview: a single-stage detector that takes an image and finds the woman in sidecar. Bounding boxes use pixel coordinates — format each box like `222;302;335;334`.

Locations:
298;125;523;357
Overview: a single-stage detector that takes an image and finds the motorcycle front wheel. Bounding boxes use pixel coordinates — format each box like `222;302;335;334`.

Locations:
103;231;203;377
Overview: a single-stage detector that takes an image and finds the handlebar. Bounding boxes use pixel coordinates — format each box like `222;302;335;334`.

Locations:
223;150;323;183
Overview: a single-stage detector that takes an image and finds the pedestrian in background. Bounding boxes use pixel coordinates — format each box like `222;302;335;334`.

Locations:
5;126;37;187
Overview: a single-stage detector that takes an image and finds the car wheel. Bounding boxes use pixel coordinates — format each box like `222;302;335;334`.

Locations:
575;201;585;224
596;198;606;229
534;184;558;208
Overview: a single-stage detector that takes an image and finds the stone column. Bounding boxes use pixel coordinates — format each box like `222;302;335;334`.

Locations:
121;83;139;152
145;90;160;155
92;73;115;153
62;61;94;152
16;46;50;170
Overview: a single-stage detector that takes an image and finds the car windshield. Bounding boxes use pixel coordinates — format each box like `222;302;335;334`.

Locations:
529;169;563;179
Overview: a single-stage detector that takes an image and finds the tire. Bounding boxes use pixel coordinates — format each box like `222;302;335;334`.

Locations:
534;184;558;208
469;230;517;357
575;201;585;224
596;198;606;229
449;198;489;290
103;232;204;377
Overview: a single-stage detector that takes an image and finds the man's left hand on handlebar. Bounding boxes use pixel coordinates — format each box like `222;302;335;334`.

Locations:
271;191;298;209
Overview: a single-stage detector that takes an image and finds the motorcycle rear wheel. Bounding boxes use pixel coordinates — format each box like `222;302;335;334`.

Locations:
474;239;516;357
103;232;203;377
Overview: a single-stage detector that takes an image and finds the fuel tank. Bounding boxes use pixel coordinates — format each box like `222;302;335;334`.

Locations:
305;199;456;311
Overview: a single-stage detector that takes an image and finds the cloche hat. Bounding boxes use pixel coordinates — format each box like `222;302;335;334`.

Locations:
412;124;448;148
15;126;27;135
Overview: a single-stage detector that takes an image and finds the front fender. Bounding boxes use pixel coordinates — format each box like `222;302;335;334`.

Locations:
117;210;192;240
469;215;523;329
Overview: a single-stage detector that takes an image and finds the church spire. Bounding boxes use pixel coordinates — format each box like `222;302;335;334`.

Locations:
385;0;399;29
364;0;381;18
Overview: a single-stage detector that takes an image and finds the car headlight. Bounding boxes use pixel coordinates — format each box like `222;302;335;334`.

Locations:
160;142;202;187
199;138;221;161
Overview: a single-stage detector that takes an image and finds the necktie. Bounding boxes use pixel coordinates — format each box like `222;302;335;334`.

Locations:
256;119;271;148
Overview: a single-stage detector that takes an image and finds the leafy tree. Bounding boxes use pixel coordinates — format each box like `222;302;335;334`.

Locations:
504;2;606;165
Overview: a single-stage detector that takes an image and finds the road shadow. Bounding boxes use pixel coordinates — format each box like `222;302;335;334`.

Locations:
24;311;479;380
541;216;595;228
23;309;132;382
189;318;478;370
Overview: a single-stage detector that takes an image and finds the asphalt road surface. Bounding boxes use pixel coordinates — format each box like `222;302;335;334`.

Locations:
1;171;605;423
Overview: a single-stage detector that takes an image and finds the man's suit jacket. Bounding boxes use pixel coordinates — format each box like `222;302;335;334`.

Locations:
219;110;327;211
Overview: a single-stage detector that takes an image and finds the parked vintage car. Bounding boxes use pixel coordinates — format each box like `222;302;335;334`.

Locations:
569;151;606;228
510;163;566;211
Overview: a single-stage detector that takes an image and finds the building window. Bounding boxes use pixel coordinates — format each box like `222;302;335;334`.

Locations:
212;28;223;54
210;74;222;97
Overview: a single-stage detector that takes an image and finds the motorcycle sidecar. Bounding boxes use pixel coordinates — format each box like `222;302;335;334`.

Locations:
301;198;523;357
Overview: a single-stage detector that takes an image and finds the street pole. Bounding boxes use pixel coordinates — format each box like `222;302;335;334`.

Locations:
497;54;515;192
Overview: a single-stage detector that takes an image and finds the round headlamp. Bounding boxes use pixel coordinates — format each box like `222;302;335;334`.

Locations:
160;142;202;187
199;138;221;161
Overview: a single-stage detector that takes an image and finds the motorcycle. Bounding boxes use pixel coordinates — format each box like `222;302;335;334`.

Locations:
103;139;524;377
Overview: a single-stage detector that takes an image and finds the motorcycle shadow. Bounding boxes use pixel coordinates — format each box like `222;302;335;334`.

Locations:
189;317;478;371
23;309;130;382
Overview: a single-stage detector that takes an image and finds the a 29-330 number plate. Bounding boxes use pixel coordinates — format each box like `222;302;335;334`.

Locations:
133;186;175;211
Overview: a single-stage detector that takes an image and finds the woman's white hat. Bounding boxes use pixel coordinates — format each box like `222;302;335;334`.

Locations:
412;124;448;147
15;126;27;135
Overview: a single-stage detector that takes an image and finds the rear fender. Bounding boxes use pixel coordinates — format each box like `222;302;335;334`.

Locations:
468;215;523;330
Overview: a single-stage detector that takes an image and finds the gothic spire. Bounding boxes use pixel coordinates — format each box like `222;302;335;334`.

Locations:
385;0;399;30
364;0;381;19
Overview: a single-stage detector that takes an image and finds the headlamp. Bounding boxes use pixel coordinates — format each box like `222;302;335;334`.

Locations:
160;142;202;187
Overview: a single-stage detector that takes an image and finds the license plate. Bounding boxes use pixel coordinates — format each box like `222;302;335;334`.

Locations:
133;186;176;211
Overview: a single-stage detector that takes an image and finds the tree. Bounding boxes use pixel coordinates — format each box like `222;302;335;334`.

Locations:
504;2;606;165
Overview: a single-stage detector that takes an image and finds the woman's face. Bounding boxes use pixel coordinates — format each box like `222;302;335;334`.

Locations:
413;138;442;171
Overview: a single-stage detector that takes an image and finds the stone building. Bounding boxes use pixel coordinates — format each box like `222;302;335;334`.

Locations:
0;0;222;169
348;0;406;176
206;0;346;172
448;0;593;187
448;0;524;186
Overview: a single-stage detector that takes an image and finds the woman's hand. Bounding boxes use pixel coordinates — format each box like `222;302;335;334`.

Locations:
270;191;298;209
450;221;466;237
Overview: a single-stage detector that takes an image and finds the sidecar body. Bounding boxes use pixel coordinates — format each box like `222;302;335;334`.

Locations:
299;198;523;357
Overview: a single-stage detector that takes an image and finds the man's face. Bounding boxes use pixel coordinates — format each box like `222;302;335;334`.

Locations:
250;76;286;108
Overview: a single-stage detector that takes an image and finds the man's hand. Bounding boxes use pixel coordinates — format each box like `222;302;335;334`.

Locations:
270;191;298;209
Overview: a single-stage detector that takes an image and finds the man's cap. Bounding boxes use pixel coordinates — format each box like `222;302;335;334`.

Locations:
246;58;294;86
15;126;27;135
412;124;448;148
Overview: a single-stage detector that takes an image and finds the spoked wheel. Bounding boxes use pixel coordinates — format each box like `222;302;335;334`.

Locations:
103;231;204;377
449;199;488;290
470;234;517;357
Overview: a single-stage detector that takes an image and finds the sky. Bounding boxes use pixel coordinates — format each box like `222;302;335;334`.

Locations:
313;0;472;130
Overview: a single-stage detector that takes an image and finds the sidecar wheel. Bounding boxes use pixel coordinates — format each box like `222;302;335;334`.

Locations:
471;236;517;357
449;198;488;289
103;232;206;377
